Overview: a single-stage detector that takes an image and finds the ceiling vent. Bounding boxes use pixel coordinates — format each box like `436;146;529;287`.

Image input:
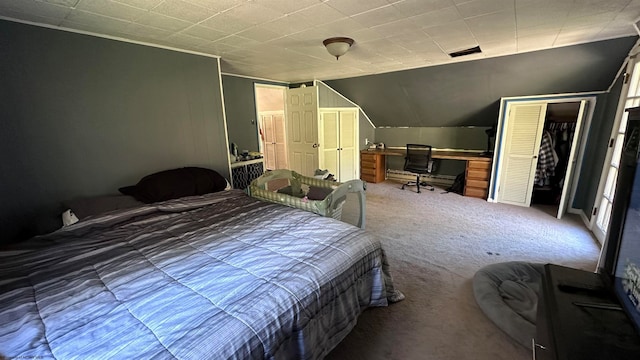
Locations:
449;46;482;58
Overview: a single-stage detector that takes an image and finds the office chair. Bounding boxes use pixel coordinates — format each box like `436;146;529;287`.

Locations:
401;144;435;193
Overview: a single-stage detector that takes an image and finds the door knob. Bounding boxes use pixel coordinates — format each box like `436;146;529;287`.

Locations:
312;143;319;148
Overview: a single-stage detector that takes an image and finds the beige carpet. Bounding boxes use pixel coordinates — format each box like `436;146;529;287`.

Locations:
328;180;601;360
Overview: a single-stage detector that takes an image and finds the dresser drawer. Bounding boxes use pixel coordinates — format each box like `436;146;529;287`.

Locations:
361;153;377;162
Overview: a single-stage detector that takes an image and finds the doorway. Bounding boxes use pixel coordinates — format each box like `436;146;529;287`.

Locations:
531;102;583;217
255;84;288;171
490;94;595;219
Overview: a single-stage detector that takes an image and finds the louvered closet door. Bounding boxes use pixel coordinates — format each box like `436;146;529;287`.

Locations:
497;103;547;207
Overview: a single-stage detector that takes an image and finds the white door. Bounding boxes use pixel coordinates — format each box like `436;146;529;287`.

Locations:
318;109;358;181
594;57;640;244
319;110;339;178
286;86;318;177
556;100;588;219
260;112;288;171
497;103;548;206
338;110;357;181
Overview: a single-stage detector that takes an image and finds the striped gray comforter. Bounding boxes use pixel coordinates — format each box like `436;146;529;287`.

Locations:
0;190;401;359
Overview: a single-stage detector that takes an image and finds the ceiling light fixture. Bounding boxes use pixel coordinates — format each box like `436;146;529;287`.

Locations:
323;37;354;60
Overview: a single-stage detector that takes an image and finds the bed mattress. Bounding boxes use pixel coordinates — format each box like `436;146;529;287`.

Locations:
0;190;401;359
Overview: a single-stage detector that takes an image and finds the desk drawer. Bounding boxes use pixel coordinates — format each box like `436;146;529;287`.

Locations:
467;160;491;170
361;167;377;176
361;160;377;169
464;187;488;199
467;169;490;180
361;153;377;162
466;179;489;189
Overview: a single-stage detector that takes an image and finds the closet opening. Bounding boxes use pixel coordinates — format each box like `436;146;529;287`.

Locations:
254;84;288;171
532;102;581;217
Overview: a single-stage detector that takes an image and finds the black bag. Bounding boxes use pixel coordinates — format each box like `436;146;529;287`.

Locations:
446;172;465;195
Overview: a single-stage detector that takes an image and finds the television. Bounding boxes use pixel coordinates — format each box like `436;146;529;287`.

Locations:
599;106;640;335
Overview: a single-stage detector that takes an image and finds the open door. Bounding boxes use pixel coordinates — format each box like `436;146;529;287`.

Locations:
556;100;588;219
496;103;548;206
286;86;318;177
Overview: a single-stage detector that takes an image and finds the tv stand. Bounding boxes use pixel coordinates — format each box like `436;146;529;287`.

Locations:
534;264;640;360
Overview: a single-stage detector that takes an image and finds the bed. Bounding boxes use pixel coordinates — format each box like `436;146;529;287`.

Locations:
0;189;403;359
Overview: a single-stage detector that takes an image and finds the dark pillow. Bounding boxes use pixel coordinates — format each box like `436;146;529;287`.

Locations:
277;185;305;198
64;195;143;219
306;186;334;200
119;167;228;203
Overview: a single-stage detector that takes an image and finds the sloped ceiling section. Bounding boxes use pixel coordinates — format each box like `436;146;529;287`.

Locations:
325;36;638;128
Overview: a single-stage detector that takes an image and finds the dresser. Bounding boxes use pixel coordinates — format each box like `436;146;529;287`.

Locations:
360;151;386;183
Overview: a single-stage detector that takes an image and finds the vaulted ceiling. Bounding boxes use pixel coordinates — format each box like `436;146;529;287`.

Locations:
1;0;640;82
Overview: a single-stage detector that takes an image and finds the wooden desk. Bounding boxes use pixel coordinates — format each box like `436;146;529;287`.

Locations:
360;149;493;199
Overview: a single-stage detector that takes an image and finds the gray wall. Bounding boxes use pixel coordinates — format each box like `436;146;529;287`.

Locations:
0;20;228;243
222;75;286;153
326;37;636;128
376;127;489;175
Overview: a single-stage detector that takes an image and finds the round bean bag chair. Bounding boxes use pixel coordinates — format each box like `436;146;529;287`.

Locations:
473;261;545;348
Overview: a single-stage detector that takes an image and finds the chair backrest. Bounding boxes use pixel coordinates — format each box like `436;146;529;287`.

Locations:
404;144;433;174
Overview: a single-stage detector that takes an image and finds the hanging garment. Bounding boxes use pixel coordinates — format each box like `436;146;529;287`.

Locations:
535;131;558;186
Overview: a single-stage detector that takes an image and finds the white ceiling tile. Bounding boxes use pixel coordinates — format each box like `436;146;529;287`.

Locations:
223;2;285;25
562;12;616;28
554;25;605;46
392;0;455;17
351;5;404;27
151;0;215;23
325;0;390;16
135;11;192;31
2;0;71;21
516;34;556;52
457;0;514;19
63;9;131;28
292;4;348;28
370;19;422;35
38;0;81;7
181;0;242;13
182;25;228;41
0;0;634;82
111;0;164;11
424;19;472;38
252;0;320;15
200;12;254;33
466;10;515;42
163;32;211;48
479;38;516;56
76;0;148;21
235;26;284;42
568;0;631;18
122;23;172;40
515;1;571;28
259;15;312;35
410;6;462;29
516;23;562;38
0;9;64;26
